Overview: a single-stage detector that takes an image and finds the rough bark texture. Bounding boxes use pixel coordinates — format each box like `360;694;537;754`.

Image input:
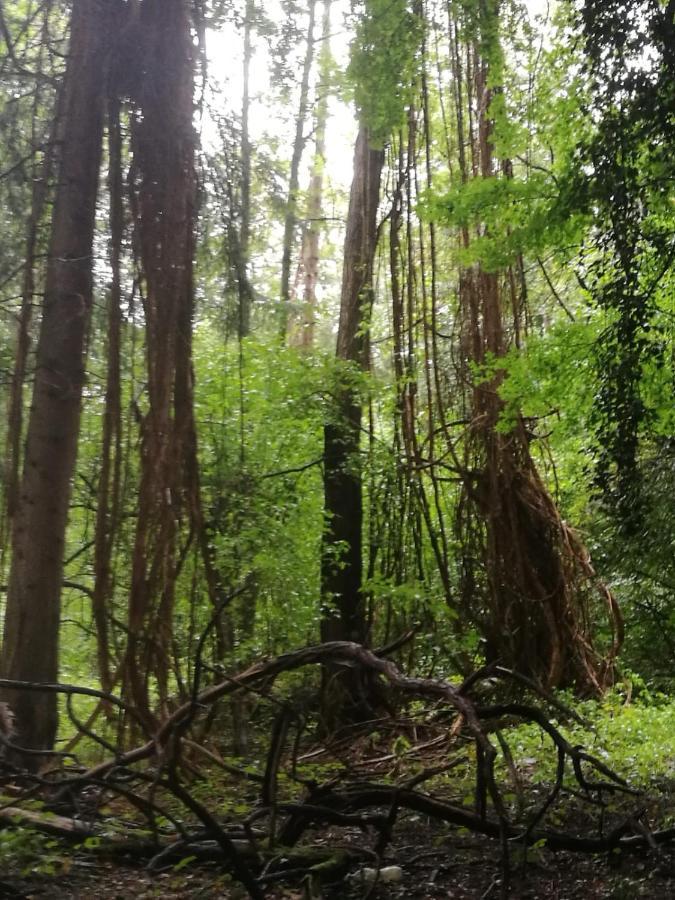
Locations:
320;126;383;725
0;0;109;752
123;0;197;726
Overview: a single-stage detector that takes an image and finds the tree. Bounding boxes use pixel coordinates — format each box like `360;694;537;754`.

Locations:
319;0;421;724
279;0;317;337
0;0;110;752
320;125;384;663
91;95;124;697
572;0;675;533
122;0;201;726
290;0;333;349
1;1;59;557
237;0;255;338
443;0;622;689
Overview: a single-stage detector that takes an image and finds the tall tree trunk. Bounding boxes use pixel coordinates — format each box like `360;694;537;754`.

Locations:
91;96;124;697
290;0;332;350
238;0;254;338
320;125;383;727
279;0;316;337
454;2;622;691
0;0;109;753
1;5;59;559
123;0;197;726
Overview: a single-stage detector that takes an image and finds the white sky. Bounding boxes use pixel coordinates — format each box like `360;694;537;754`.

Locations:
203;0;356;194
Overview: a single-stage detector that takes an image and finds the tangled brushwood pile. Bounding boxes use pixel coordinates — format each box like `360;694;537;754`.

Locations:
0;642;674;899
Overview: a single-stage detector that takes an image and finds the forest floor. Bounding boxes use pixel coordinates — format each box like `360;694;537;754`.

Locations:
1;825;674;899
2;689;675;899
0;823;675;900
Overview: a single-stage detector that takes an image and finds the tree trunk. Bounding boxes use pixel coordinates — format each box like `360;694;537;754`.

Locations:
0;0;109;753
2;6;59;559
279;0;316;337
320;125;383;727
123;0;197;726
91;96;124;697
290;0;332;350
454;3;622;692
238;0;254;338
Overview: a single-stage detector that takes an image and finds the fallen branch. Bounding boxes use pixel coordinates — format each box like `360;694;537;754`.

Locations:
1;642;672;899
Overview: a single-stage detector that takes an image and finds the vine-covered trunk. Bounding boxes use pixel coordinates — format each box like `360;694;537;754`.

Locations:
454;2;622;691
123;0;197;726
0;0;109;753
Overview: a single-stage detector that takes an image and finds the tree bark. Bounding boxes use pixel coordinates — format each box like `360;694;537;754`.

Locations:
2;5;59;557
320;125;383;726
123;0;197;726
0;0;109;753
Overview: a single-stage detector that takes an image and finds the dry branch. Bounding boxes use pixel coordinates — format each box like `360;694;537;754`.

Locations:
0;642;672;898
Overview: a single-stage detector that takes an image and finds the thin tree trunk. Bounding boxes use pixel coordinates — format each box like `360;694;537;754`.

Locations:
91;96;124;697
279;0;316;337
238;0;254;338
0;0;109;753
290;0;332;350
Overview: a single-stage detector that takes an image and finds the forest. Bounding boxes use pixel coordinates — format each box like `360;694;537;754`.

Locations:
0;0;674;897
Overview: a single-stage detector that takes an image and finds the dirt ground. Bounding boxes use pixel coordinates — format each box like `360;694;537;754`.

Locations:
2;822;673;900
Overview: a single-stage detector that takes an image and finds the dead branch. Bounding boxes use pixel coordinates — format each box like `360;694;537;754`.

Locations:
0;643;673;898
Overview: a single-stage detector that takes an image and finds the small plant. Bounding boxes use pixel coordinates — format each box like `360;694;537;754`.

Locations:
505;689;675;789
0;826;68;877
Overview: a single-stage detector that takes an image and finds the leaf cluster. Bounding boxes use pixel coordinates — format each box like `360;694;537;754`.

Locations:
347;0;424;143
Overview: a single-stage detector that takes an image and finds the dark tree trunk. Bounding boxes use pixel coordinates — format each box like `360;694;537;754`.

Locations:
2;7;59;556
0;0;109;753
320;126;383;726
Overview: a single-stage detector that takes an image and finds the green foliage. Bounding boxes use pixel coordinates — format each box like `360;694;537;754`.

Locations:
348;0;423;142
193;329;329;655
506;689;675;789
421;172;583;271
0;825;67;877
2;0;675;773
561;0;675;531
